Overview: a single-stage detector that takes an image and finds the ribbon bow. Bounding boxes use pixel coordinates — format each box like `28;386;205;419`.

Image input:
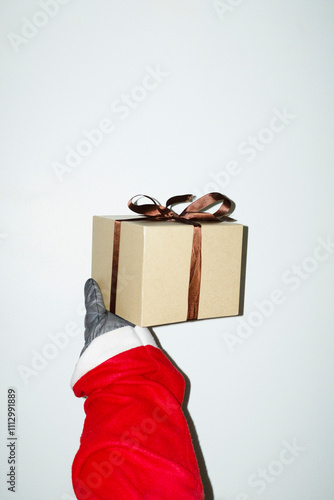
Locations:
110;193;236;322
127;192;235;225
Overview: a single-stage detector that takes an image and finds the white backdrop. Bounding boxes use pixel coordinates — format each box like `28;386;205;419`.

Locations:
1;1;334;499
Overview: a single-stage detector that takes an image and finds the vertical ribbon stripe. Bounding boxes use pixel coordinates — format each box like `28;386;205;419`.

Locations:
187;225;202;321
110;220;121;314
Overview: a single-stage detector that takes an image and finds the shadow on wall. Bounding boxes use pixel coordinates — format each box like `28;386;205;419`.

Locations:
150;329;214;500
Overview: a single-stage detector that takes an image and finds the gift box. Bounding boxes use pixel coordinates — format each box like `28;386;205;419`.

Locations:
91;195;246;327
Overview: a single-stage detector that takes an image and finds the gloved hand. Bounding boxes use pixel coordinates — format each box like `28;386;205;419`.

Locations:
81;278;134;354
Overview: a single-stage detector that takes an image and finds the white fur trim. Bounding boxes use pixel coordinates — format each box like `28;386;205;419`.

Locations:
70;326;157;388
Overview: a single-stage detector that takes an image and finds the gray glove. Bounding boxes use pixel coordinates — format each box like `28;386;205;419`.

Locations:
81;278;134;355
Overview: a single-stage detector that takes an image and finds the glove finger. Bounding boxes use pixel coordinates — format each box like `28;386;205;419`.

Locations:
84;278;106;330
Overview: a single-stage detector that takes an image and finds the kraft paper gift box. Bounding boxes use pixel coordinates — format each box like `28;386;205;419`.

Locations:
91;215;246;327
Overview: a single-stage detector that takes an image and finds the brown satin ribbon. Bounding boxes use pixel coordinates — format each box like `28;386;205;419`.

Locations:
110;193;235;321
110;220;122;315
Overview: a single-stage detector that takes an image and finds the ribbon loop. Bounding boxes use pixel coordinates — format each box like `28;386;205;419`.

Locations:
128;192;235;223
166;194;194;209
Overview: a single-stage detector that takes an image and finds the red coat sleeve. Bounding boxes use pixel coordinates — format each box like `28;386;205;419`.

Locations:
72;344;204;500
